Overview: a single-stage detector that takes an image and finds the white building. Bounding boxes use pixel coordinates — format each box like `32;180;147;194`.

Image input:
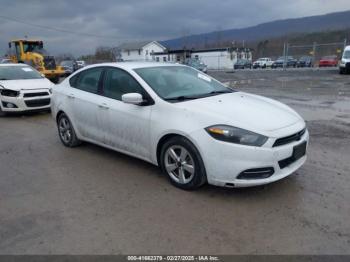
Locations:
152;47;253;70
118;41;167;61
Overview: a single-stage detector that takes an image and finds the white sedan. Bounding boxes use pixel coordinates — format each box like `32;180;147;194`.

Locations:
51;62;309;190
0;64;53;116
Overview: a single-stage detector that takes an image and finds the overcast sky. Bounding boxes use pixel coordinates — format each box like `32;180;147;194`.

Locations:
0;0;349;56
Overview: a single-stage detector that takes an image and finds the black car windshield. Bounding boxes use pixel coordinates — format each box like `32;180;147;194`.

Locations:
61;61;74;66
135;66;233;101
300;57;311;61
0;66;43;80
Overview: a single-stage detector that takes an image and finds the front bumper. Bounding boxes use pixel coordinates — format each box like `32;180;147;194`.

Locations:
191;124;309;187
339;62;350;72
1;89;51;112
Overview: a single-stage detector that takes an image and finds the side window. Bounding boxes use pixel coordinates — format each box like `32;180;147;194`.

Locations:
103;68;145;101
74;68;103;93
69;74;79;87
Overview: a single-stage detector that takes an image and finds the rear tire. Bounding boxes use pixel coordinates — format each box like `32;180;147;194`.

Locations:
160;136;207;190
57;113;81;147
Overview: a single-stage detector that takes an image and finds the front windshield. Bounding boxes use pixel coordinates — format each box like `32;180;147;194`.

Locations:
300;57;310;61
61;61;73;66
0;66;43;80
343;51;350;59
23;42;48;55
134;66;233;101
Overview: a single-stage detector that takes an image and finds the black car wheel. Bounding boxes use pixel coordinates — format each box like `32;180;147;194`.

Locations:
0;105;6;117
57;113;81;147
160;136;207;190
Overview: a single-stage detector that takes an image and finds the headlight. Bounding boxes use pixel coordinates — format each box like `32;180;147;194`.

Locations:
49;88;53;94
205;125;268;146
0;89;20;97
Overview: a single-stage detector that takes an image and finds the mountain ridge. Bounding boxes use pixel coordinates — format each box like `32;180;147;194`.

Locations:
161;10;350;49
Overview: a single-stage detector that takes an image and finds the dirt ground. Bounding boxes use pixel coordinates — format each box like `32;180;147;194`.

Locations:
0;68;349;254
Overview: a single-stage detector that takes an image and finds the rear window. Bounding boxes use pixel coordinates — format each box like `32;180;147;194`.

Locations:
70;68;103;94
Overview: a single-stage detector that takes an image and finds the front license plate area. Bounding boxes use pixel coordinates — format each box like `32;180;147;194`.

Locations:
293;141;307;161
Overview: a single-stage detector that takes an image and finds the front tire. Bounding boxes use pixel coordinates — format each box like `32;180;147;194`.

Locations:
160;137;207;190
0;106;6;117
57;113;81;147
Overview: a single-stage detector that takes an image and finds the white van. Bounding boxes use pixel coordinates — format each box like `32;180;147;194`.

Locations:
339;45;350;74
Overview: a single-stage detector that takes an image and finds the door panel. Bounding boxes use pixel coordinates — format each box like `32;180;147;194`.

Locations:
104;98;152;159
101;67;152;159
65;67;107;143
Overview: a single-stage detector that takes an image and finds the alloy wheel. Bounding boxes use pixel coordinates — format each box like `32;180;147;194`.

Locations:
164;145;195;184
59;117;72;144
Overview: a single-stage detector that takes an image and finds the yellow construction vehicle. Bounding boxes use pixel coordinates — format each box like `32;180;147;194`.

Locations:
7;39;65;83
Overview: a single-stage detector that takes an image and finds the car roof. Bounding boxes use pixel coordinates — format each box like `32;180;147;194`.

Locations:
0;63;29;67
322;55;337;59
345;46;350;51
84;62;185;71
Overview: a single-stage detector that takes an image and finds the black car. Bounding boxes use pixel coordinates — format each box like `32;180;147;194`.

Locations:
271;56;297;68
234;59;252;69
60;60;78;76
297;56;313;67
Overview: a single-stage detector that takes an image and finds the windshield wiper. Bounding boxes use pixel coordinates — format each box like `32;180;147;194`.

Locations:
164;95;200;101
208;90;232;95
196;90;233;98
164;90;232;101
0;78;8;80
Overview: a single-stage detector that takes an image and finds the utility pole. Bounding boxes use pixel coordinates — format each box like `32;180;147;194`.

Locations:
312;42;317;68
344;38;348;49
283;42;286;71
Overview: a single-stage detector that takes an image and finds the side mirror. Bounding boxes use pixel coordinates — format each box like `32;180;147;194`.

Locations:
121;93;144;105
8;42;11;48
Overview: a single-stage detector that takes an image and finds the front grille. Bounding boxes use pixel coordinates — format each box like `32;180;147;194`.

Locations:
237;167;275;180
23;92;49;98
43;56;56;70
273;128;306;147
25;98;50;108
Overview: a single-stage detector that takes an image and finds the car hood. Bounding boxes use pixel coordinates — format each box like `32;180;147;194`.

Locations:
0;78;53;91
176;92;302;133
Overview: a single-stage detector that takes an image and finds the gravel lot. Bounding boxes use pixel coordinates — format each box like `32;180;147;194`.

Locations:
0;68;349;254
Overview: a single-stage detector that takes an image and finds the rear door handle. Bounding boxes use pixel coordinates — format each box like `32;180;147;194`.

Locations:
98;103;109;110
67;94;75;99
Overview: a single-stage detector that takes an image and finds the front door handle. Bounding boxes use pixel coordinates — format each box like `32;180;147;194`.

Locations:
67;94;75;99
98;103;109;110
